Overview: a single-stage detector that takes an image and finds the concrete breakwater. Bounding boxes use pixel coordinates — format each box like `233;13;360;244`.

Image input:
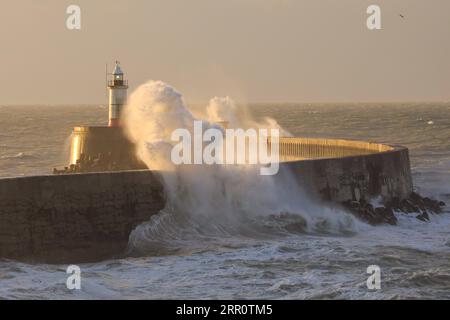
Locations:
0;137;444;263
280;139;412;202
279;138;444;224
0;170;165;263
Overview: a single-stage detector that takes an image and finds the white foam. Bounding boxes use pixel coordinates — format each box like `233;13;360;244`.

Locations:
122;81;359;254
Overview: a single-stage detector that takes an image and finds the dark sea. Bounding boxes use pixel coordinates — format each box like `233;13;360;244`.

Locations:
0;103;449;299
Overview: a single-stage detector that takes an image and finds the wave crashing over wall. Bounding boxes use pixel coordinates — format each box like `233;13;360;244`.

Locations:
122;80;359;255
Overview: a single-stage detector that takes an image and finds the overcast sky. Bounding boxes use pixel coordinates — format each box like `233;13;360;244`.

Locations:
1;0;450;104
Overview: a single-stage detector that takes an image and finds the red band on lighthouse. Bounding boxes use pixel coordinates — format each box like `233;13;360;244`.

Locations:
108;118;120;127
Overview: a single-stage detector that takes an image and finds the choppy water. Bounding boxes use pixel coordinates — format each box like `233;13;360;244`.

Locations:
0;103;449;299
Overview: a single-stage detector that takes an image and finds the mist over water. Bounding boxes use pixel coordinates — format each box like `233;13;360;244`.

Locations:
122;81;358;256
0;102;449;299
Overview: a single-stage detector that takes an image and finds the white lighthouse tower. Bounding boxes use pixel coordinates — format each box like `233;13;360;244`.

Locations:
107;61;128;127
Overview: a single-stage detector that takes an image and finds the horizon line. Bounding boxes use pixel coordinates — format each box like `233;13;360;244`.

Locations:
1;100;450;107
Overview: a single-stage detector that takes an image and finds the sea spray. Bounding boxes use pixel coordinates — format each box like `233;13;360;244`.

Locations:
122;80;359;255
204;96;290;136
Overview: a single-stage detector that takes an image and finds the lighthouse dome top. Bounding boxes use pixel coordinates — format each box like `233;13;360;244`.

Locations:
113;62;123;75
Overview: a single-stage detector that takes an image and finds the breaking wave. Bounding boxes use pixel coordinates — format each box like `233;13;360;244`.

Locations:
122;80;361;256
0;152;35;160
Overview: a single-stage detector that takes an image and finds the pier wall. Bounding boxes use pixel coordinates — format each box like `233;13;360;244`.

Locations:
282;145;413;203
275;137;413;202
0;138;413;263
0;170;165;263
277;137;394;161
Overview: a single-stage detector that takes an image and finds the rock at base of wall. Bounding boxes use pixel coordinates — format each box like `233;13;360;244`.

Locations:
342;192;446;226
342;199;397;225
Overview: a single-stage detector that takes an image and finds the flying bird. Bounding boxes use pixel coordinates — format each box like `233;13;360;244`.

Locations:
399;14;405;19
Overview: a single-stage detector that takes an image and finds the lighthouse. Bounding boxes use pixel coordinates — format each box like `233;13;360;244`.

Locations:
65;61;146;173
108;61;128;127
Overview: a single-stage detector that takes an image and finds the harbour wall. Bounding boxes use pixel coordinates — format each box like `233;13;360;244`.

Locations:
277;137;394;161
277;137;413;202
0;170;165;263
0;138;413;263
